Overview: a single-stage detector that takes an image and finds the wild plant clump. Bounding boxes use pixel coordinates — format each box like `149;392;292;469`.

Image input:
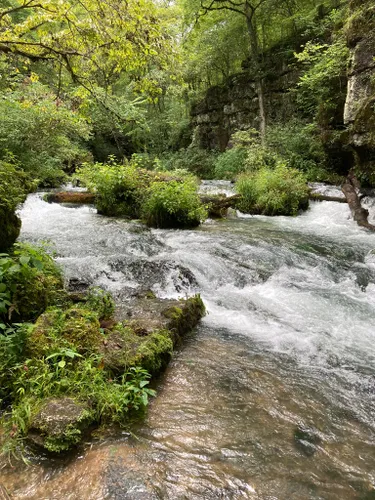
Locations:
0;243;64;323
142;179;207;229
236;164;309;216
77;160;208;228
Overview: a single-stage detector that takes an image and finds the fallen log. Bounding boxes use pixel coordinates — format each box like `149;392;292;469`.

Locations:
309;193;347;203
342;173;375;231
200;194;241;218
44;192;96;204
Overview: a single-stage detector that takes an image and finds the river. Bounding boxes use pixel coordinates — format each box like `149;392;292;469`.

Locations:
1;185;375;499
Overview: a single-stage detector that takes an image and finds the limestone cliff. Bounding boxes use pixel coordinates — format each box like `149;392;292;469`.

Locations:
344;0;375;179
190;44;299;151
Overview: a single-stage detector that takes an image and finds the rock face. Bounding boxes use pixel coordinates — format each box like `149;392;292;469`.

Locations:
191;45;299;150
28;398;94;453
344;0;375;177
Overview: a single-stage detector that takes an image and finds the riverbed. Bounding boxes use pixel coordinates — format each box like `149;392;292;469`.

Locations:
2;188;375;499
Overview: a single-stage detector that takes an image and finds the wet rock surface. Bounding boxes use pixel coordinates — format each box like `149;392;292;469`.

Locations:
28;398;93;453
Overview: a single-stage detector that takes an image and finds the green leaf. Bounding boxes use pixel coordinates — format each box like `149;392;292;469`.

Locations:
19;255;30;266
58;360;66;368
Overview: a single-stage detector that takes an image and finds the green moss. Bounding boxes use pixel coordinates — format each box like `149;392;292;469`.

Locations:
132;330;174;374
102;325;173;375
62;308;103;353
163;295;206;340
84;287;115;320
28;397;95;453
42;408;94;453
27;306;103;357
0;209;21;253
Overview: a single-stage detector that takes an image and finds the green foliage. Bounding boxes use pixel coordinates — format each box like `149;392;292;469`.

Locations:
160;148;218;179
0;83;91;186
295;10;349;122
27;307;103;357
142;179;207;229
2;356;156;455
0;156;31;213
77;159;207;228
236;164;309;216
0;243;64;323
0;323;30;403
266;121;326;172
214;147;248;179
85;287;115;321
77;160;151;218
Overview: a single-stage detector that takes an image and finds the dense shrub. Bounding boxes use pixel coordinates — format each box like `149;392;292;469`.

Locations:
160;148;218;179
142;179;207;228
0;82;91;187
214;147;248;179
236;164;309;216
77;160;207;228
0;157;32;251
266;121;326;172
77;161;152;217
0;243;64;323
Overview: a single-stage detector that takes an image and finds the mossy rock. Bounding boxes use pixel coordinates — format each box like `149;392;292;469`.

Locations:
102;295;205;374
11;271;64;322
0;209;21;253
28;397;94;453
27;306;103;357
101;326;173;375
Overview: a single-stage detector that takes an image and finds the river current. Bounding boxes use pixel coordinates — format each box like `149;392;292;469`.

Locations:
2;184;375;499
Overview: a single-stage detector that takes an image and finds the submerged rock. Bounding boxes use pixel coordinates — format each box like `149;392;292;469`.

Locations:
28;398;94;453
294;424;322;457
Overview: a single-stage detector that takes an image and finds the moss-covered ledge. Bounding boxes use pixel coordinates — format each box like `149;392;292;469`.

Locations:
1;291;205;456
102;294;206;374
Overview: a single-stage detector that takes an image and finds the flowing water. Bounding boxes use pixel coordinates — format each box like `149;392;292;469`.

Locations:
2;186;375;499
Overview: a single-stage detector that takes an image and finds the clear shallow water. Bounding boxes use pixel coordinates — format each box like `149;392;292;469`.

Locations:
2;192;375;499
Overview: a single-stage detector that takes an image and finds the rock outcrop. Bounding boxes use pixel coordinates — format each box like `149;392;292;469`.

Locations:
344;0;375;179
191;44;299;151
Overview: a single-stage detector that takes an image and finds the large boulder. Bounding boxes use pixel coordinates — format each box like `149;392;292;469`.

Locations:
28;398;94;453
0;209;21;253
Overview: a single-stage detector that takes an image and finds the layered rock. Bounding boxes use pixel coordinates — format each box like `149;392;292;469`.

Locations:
344;0;375;178
191;43;300;151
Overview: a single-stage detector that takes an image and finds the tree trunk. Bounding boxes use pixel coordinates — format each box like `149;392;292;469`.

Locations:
246;8;266;143
342;173;375;230
256;78;266;144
